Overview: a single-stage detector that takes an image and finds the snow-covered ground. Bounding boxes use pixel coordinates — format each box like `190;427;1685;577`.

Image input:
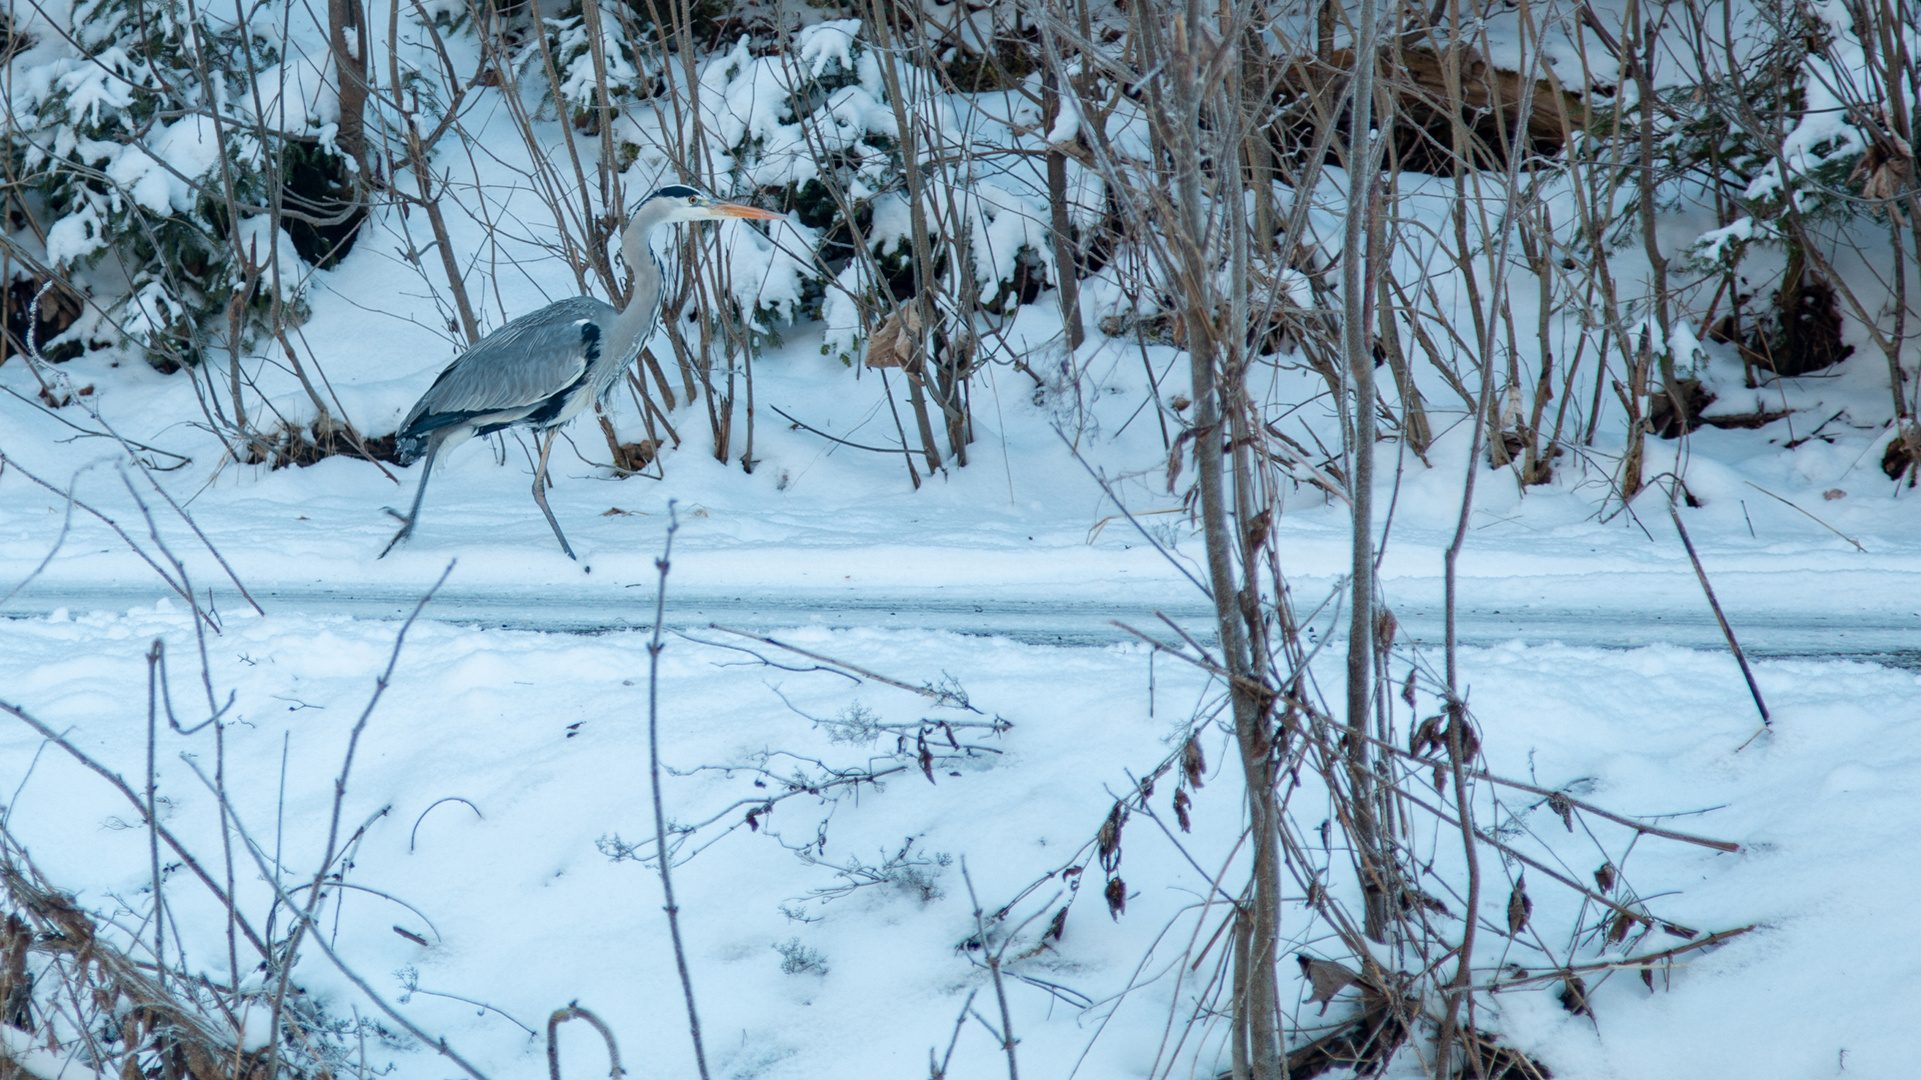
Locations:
3;600;1919;1079
7;303;1921;1077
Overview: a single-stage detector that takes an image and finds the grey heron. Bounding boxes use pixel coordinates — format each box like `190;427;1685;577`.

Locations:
380;185;783;559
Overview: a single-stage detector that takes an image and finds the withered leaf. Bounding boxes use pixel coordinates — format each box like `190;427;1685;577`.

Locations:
1432;762;1448;796
1411;715;1444;757
1594;862;1616;894
1640;964;1654;991
1607;911;1636;946
1097;803;1126;872
1660;923;1698;940
1401;669;1418;708
1173;788;1192;832
1547;792;1573;831
1045;907;1067;943
1104;876;1127;920
1182;734;1207;788
918;732;935;784
1296;955;1361;1015
1245;509;1272;553
391;925;428;946
1506;876;1532;935
1449;712;1480;760
1374;608;1397;653
1557;976;1590;1015
1850;140;1912;217
863;304;924;369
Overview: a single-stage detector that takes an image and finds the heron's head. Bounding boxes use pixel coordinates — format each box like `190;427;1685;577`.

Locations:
638;185;785;225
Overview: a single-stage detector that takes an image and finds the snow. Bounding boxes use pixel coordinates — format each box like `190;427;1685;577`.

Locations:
2;603;1919;1079
1690;215;1755;263
5;2;1921;1077
797;20;864;79
44;196;108;265
106;113;225;215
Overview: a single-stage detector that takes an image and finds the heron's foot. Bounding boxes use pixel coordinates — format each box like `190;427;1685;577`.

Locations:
382;506;409;523
378;516;415;559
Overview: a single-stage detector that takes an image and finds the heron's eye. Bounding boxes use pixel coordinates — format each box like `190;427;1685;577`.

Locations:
687;196;698;205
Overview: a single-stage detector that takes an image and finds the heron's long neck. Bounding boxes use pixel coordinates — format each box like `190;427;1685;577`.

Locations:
609;218;668;371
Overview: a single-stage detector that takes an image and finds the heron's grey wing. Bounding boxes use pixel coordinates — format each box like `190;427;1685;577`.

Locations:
401;297;616;437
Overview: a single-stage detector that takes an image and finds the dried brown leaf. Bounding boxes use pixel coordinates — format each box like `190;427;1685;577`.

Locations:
1097;803;1126;872
863;305;923;369
1374;608;1397;653
1594;862;1615;893
1558;976;1590;1015
1547;792;1573;831
1173;787;1192;832
1045;906;1067;943
1400;669;1418;707
1296;955;1361;1015
1607;910;1636;946
1182;734;1207;788
1104;876;1127;920
1245;509;1272;553
1410;715;1443;757
1851;139;1912;220
1506;876;1532;935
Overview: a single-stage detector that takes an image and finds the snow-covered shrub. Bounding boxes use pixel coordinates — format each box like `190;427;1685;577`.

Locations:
587;19;1084;363
1634;0;1902;377
534;0;658;125
5;0;331;369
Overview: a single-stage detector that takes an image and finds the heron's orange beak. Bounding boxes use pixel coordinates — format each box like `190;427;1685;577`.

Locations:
709;201;786;221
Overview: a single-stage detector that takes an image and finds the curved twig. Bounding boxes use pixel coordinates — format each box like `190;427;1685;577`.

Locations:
548;1003;624;1080
411;797;485;851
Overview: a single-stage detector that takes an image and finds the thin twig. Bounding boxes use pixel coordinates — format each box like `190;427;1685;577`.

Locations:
410;797;484;851
1668;499;1770;727
548;1003;624;1080
648;504;711;1080
708;625;982;712
1742;480;1868;552
962;860;1020;1080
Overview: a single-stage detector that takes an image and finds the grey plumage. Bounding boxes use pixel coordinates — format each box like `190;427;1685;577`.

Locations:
380;186;783;559
393;296;619;464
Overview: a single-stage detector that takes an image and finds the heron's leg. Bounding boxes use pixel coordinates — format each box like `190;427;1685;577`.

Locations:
379;436;443;558
530;427;577;560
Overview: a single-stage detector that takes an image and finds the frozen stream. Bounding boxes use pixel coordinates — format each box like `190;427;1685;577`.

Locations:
8;578;1916;665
